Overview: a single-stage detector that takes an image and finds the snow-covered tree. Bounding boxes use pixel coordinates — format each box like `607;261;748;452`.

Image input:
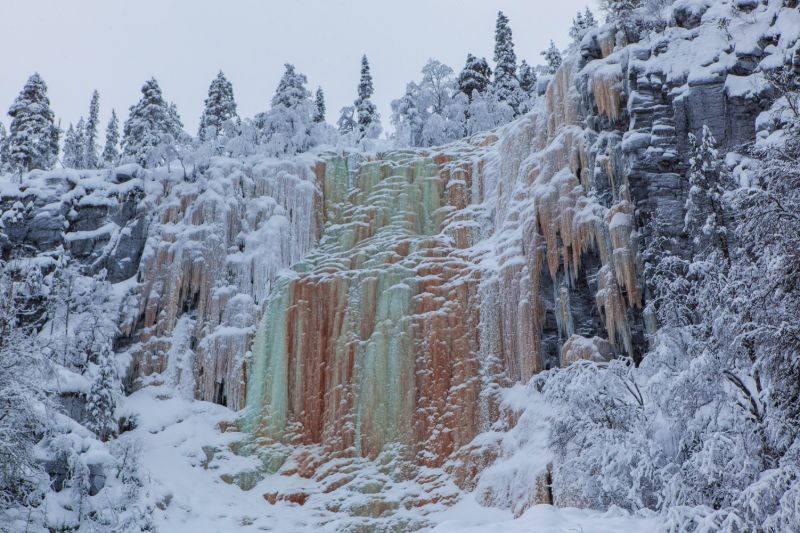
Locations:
166;102;184;139
86;346;118;442
354;55;381;139
541;40;563;75
198;71;238;142
457;54;492;101
0;263;51;508
102;109;120;166
74;118;87;168
464;89;514;135
122;78;182;167
0;122;9;171
337;106;356;134
684;125;730;259
602;0;643;42
391;83;425;146
421;59;455;116
84;90;100;169
271;63;311;110
569;8;598;43
492;11;522;114
62;123;81;168
518;60;537;98
391;61;457;147
313;87;326;123
6;73;60;172
256;64;316;156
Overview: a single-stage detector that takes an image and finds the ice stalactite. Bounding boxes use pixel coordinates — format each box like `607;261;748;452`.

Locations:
130;157;321;410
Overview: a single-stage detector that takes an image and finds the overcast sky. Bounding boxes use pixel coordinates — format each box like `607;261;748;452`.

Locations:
0;0;600;137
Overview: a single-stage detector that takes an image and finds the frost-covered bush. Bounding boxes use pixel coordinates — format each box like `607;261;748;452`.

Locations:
0;264;52;510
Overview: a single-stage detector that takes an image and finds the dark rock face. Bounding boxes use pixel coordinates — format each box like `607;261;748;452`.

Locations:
0;170;148;283
46;457;107;496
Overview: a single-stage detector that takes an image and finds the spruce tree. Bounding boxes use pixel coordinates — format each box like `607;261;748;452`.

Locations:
0;122;9;171
602;0;642;42
685;125;729;259
271;64;311;109
257;64;315;155
570;8;598;42
122;78;176;167
458;54;492;101
167;102;184;140
518;60;537;97
493;11;522;113
73;118;87;168
355;55;380;138
7;73;59;171
102;110;120;166
84;90;100;169
62;123;80;168
541;40;563;75
313;87;326;123
584;7;597;27
198;71;238;142
86;347;118;442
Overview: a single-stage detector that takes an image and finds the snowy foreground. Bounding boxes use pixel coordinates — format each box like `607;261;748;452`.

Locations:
124;385;656;532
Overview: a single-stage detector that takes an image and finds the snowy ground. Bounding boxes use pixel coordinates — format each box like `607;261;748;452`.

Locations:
126;385;659;532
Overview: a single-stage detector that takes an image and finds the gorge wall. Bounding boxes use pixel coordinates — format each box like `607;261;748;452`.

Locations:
2;0;797;528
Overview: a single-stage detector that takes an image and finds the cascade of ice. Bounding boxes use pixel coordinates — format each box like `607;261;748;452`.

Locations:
244;56;643;511
130;157;321;410
245;153;485;464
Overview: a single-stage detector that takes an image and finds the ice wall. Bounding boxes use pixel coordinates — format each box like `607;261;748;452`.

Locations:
244;57;643;501
125;156;322;410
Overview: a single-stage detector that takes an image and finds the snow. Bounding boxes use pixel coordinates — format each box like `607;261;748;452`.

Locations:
724;73;770;99
122;381;658;532
431;497;658;533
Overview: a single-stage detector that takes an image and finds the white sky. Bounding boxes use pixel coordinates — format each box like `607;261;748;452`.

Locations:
0;0;600;137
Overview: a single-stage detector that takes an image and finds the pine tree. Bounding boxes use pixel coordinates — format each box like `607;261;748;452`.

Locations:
122;78;177;167
493;11;522;114
313;87;326;123
6;73;59;171
84;90;100;169
86;346;118;442
63;123;80;168
541;40;563;75
102;110;120;165
198;71;238;142
457;54;492;101
355;55;380;139
518;60;537;97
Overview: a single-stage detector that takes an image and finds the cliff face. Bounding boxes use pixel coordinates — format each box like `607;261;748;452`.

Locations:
238;1;798;520
2;0;797;527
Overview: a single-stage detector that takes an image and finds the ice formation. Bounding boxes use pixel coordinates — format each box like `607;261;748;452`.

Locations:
240;54;644;518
